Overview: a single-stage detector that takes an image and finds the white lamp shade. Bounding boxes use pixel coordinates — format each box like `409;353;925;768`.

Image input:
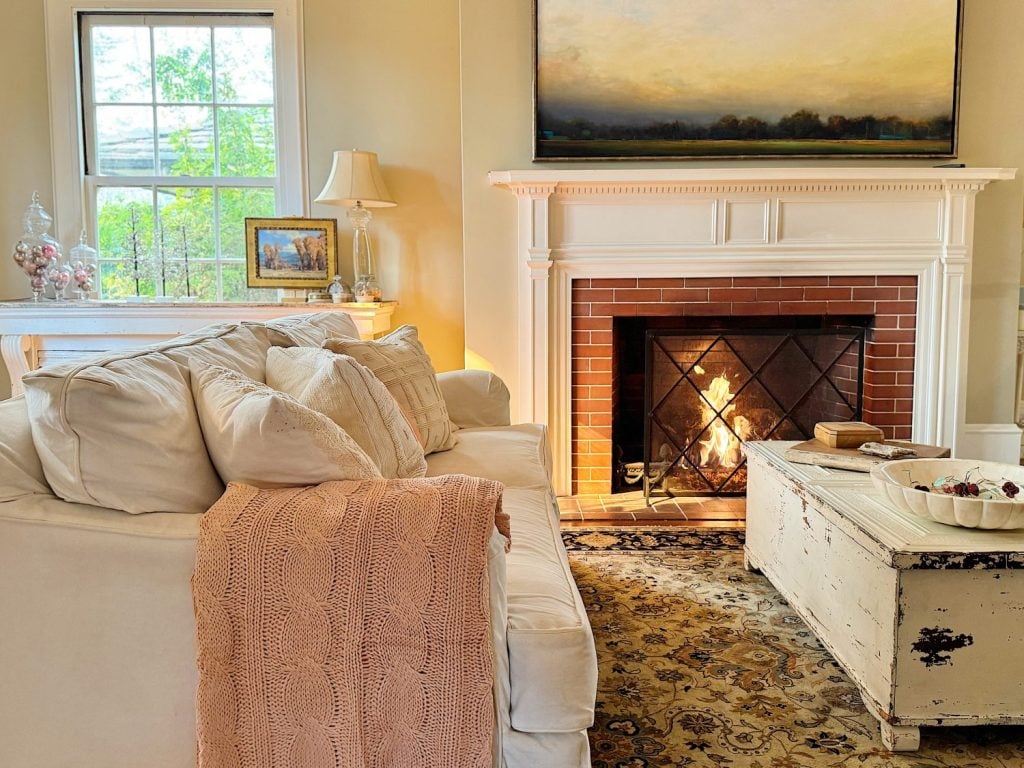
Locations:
314;149;396;208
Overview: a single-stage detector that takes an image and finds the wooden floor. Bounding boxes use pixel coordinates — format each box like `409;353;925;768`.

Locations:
558;491;745;528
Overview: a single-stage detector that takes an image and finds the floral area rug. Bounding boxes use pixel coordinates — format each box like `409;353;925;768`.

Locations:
565;528;1024;768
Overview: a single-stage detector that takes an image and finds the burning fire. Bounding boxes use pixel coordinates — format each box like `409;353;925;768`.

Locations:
697;373;751;468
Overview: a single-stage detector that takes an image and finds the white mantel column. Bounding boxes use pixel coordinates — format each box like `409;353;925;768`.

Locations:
514;183;556;424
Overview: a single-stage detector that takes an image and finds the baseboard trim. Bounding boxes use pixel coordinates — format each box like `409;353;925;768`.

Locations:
956;423;1023;464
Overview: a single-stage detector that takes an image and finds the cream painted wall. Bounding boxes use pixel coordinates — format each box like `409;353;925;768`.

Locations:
304;0;464;372
0;0;53;399
459;0;1024;426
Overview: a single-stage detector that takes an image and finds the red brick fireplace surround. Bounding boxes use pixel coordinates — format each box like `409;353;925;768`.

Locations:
572;275;918;495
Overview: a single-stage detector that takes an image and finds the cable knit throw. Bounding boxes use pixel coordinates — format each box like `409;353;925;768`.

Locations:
192;475;509;768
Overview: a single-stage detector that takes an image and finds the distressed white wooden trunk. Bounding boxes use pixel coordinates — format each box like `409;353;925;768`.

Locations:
744;441;1024;751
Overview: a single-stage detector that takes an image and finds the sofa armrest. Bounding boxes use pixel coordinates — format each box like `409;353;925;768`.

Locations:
437;369;511;428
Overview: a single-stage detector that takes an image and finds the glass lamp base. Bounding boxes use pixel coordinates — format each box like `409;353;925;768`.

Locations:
353;275;381;302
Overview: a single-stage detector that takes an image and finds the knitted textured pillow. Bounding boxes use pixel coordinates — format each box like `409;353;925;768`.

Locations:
266;347;427;479
190;361;381;488
323;325;457;454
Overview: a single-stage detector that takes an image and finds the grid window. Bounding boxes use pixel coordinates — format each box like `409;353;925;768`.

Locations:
80;13;281;301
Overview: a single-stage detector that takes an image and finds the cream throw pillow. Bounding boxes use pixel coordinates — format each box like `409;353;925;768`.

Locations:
190;361;381;488
266;347;427;478
323;325;457;454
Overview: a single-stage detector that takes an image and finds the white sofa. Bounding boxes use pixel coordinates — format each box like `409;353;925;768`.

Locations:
0;313;597;767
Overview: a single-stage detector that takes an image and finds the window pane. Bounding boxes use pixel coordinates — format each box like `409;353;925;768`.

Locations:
215;27;274;104
178;261;219;301
96;106;155;175
96;186;154;260
157;187;215;262
91;26;152;103
218;187;276;260
154;27;212;103
218;107;276;176
221;261;279;302
157;106;214;175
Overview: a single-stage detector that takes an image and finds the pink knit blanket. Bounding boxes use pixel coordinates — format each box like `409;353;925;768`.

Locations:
192;475;508;768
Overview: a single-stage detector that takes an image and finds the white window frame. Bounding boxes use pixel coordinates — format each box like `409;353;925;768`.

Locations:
43;0;307;271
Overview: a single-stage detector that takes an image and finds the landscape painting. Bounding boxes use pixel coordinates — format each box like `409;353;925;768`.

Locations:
245;217;338;289
534;0;962;159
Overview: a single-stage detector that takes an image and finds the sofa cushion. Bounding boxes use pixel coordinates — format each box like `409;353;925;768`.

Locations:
424;424;550;491
22;323;270;514
266;347;426;479
427;424;597;733
437;370;511;428
0;397;50;502
191;362;380;488
324;325;457;454
259;311;360;347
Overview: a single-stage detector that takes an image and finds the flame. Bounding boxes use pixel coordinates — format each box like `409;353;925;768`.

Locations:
697;374;751;468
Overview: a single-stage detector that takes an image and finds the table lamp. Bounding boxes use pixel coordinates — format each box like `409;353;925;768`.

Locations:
314;149;396;302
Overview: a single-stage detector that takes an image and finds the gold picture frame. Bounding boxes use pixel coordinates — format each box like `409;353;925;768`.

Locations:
245;217;339;288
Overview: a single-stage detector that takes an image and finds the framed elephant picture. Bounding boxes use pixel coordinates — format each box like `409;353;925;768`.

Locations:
245;217;339;288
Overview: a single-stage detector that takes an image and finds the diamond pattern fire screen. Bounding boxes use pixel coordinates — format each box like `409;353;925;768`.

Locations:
643;327;865;498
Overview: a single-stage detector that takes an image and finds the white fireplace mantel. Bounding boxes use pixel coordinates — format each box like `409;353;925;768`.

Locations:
489;167;1016;496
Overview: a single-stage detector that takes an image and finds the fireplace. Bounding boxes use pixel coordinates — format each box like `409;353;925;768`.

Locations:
489;167;1012;496
613;317;867;497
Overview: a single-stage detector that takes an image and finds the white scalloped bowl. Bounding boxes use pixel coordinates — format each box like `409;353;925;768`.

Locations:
870;459;1024;530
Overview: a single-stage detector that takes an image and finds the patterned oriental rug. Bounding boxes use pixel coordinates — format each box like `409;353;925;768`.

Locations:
563;528;1024;768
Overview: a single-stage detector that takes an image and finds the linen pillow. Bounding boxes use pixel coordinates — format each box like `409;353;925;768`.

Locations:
266;347;427;479
256;311;361;347
189;361;380;488
22;322;271;514
323;325;458;454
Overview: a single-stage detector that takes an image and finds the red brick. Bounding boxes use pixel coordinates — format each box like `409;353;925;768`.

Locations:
826;301;876;315
573;278;591;289
898;344;915;358
577;481;610;495
642;278;688;288
661;288;710;303
575;453;607;468
590;278;638;289
590;385;612;400
572;358;589;373
876;301;917;315
572;303;591;317
886;412;913;426
867;356;915;371
683;277;733;288
579;344;612;358
878;276;917;286
899;315;917;329
572;288;613;303
682;302;730;315
572;331;590;345
730;301;781;315
710;287;757;302
574;372;609;386
829;276;877;286
869;398;896;412
896;372;914;385
590;358;612;372
591;331;613;345
867;343;898;357
869;329;916;344
574;317;613;331
781;275;829;286
865;384;915;399
572;385;590;400
756;287;805;301
873;315;899;328
588;467;613;482
591;303;635;317
733;276;781;287
780;301;828;315
894;399;913;413
638;304;686;316
892;426;912;440
615;288;663;303
852;286;899;300
805;287;852;301
899;286;918;300
865;371;897;385
590;412;612;427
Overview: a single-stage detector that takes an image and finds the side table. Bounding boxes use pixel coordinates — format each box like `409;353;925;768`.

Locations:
745;441;1024;751
0;300;397;397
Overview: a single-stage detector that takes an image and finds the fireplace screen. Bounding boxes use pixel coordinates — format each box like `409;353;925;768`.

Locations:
642;327;865;497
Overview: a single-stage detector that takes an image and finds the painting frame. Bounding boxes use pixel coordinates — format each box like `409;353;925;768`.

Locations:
533;0;963;161
245;217;339;289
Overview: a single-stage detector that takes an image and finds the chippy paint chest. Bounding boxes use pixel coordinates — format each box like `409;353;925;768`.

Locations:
744;441;1024;752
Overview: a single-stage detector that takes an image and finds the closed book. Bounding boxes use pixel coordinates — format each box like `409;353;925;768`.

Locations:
813;421;885;449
